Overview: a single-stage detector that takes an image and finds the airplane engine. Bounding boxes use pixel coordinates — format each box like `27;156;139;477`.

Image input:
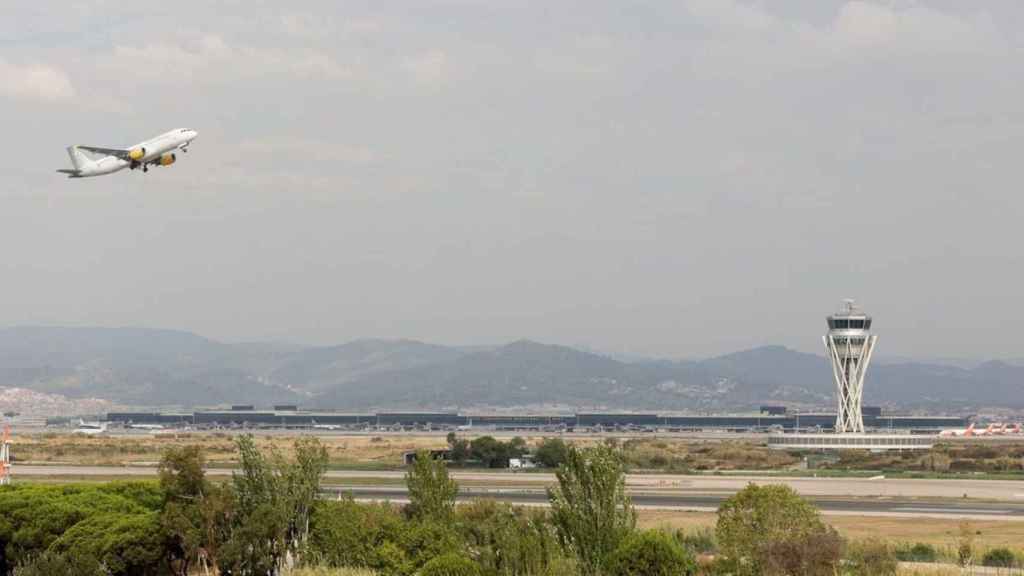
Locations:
128;147;146;160
158;153;176;166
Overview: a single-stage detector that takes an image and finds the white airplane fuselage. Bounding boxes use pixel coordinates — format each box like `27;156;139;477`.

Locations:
62;128;198;178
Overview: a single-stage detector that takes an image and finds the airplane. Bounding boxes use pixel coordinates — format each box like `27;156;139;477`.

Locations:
128;423;164;431
938;423;976;437
74;420;108;435
57;128;198;178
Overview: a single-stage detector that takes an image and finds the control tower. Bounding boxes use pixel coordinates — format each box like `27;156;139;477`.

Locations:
824;300;877;434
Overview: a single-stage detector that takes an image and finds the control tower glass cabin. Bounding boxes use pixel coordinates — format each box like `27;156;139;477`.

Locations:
824;300;877;434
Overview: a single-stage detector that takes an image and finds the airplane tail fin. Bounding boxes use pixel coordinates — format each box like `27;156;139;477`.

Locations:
66;146;93;171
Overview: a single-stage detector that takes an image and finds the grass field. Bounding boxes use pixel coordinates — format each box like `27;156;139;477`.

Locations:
640;509;1024;557
11;431;1024;481
11;431;450;467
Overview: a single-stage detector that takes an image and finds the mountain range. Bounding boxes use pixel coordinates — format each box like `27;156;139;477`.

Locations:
0;326;1021;412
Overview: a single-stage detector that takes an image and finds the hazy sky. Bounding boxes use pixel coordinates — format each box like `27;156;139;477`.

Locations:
2;1;1022;359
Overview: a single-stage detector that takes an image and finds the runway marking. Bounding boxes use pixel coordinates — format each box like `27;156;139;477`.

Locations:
894;507;1012;515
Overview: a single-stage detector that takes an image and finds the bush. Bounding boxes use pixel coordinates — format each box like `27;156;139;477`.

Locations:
417;553;481;576
605;530;697;576
716;484;841;576
455;500;562;575
895;542;938;563
675;527;717;555
534;438;570;468
981;547;1018;568
12;551;105;576
307;499;407;570
759;525;843;576
48;511;166;576
845;539;898;576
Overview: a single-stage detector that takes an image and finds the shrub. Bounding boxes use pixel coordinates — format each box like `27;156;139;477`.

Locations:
49;511;166;576
759;525;843;576
455;500;562;575
675;527;717;555
895;543;938;563
534;438;570;468
716;484;841;576
981;547;1017;568
418;553;481;576
605;530;697;576
307;499;407;570
12;551;105;576
845;539;898;576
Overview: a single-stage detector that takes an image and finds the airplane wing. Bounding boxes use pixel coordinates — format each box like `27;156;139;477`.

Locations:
76;146;143;161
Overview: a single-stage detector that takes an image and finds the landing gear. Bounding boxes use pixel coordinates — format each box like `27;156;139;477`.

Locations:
143;164;148;173
181;146;189;153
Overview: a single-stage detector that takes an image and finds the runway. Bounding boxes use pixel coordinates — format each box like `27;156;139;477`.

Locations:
326;486;1024;520
12;464;1024;519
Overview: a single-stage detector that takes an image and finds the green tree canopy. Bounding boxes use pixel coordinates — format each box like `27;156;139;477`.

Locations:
405;450;458;521
546;445;636;576
605;530;697;576
716;483;841;576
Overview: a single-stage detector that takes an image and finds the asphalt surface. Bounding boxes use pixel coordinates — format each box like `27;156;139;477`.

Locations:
322;485;1024;520
13;465;1024;519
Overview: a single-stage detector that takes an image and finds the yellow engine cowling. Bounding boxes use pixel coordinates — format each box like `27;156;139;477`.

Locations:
128;147;146;160
158;153;176;166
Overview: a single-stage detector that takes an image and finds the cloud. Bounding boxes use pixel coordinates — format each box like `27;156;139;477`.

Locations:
404;50;450;89
679;1;1005;79
98;33;352;85
238;137;378;165
0;59;74;102
832;1;1001;54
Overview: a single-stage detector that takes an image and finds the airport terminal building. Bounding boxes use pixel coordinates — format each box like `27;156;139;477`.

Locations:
105;405;967;433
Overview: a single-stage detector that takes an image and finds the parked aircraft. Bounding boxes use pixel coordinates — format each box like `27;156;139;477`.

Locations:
57;128;198;178
938;423;976;437
74;420;107;435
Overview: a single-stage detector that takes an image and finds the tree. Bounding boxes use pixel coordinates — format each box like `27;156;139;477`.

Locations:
508;437;528;458
470;436;511;468
547;445;636;576
307;498;408;571
418;553;482;576
158;445;233;575
447;433;471;464
605;530;697;576
12;550;104;576
956;522;975;567
455;499;563;576
221;434;328;574
49;511;166;576
534;438;569;469
405;450;458;521
716;484;840;576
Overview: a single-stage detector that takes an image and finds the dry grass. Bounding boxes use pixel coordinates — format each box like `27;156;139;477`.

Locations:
286;568;378;576
11;432;450;467
640;509;1024;562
